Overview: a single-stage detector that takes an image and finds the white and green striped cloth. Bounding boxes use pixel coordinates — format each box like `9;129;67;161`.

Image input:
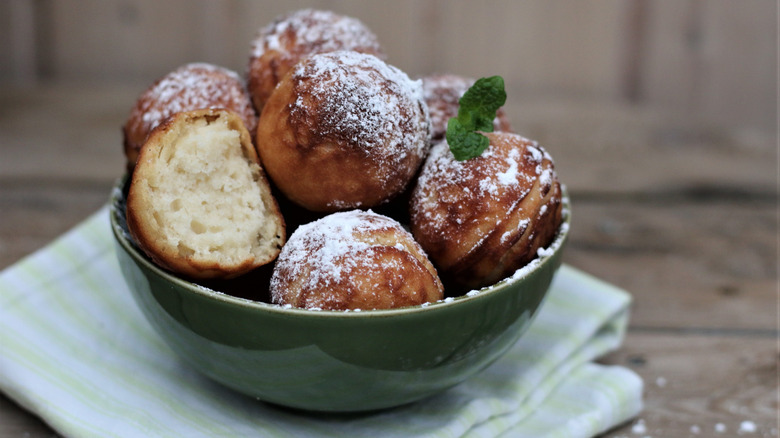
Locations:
0;207;642;437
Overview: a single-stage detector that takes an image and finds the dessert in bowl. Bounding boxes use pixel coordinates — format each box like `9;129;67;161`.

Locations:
110;174;569;412
111;8;570;413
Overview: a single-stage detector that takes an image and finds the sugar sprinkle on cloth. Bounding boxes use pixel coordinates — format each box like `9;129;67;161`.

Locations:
0;207;642;437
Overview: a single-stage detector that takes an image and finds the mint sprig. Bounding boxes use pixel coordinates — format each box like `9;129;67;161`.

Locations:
445;76;507;161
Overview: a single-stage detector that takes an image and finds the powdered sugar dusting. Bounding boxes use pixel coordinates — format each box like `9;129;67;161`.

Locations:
422;74;511;140
738;421;757;434
413;134;545;236
291;51;429;185
271;210;418;308
631;419;648;435
251;9;383;60
131;63;256;137
496;147;522;185
621;418;771;438
464;193;568;297
501;218;530;244
277;210;379;288
526;144;543;162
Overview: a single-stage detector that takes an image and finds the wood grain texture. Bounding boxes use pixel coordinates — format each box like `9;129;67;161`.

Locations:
507;100;776;196
2;0;37;85
1;0;775;131
0;44;776;437
0;394;58;438
598;333;779;437
0;87;130;182
638;0;778;131
565;199;777;331
0;3;776;434
0;182;109;269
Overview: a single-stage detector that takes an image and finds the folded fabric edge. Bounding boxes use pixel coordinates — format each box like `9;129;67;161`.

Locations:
440;266;637;438
0;205;644;438
494;362;644;438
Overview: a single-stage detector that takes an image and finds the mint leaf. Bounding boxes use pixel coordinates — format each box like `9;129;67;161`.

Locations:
446;118;490;161
457;76;507;131
446;76;507;161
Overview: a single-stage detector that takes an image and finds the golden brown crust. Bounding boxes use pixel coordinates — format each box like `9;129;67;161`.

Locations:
422;74;512;142
123;63;257;171
270;210;443;310
247;9;385;114
256;51;429;212
410;132;562;290
126;108;285;280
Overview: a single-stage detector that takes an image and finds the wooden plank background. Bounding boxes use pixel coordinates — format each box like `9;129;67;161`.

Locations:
0;85;777;438
0;1;777;436
0;0;776;133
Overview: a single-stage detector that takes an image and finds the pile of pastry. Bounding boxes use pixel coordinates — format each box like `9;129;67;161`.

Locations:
122;9;563;311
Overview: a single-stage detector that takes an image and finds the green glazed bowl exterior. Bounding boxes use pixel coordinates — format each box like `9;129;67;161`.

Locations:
110;177;569;412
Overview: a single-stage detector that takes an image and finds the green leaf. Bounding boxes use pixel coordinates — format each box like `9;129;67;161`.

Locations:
446;118;490;161
446;75;506;161
457;76;507;132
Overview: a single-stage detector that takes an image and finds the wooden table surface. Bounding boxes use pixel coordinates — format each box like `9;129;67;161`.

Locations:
1;85;777;437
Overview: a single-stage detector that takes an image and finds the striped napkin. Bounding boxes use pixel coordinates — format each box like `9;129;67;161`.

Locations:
0;207;642;438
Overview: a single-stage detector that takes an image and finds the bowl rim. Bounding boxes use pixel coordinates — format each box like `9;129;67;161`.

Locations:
110;177;570;319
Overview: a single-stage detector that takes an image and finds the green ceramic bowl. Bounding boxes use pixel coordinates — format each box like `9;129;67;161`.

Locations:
110;177;570;412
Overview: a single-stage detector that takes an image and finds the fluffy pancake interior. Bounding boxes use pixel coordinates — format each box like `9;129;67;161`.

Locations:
149;116;269;264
